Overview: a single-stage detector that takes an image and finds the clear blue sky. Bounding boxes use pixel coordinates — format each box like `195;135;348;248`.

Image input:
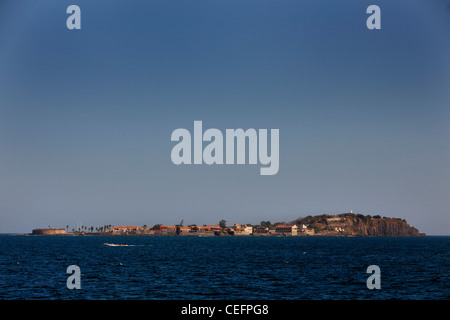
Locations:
0;0;449;234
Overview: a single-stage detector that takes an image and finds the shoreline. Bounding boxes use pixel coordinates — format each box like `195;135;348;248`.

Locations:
9;232;429;237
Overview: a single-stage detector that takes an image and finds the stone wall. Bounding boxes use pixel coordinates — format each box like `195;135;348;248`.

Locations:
32;228;67;235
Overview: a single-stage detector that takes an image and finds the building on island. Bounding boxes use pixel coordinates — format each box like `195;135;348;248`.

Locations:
177;226;191;235
126;226;140;234
198;225;222;233
112;226;128;234
112;225;143;235
275;224;298;236
233;224;253;236
298;225;315;236
160;225;177;234
253;226;270;235
85;222;317;237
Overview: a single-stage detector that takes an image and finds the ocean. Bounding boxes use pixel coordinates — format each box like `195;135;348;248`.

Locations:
0;235;449;300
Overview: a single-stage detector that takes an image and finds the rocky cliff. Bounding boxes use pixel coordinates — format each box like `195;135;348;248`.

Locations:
293;213;425;236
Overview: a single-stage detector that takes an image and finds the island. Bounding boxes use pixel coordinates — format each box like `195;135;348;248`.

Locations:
31;212;425;237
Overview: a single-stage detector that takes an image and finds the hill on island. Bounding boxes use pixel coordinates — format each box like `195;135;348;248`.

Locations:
291;213;425;237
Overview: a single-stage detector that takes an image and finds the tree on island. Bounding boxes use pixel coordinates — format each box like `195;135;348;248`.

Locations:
219;220;227;229
260;221;273;228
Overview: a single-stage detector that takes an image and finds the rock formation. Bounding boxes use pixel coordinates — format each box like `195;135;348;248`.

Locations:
292;213;425;236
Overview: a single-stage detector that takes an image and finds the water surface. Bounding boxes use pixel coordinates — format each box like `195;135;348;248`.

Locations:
0;236;448;299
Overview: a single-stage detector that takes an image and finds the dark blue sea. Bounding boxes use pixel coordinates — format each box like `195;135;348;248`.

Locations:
0;235;449;300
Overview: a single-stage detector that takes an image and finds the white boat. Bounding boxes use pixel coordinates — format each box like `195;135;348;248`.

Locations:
104;243;129;247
